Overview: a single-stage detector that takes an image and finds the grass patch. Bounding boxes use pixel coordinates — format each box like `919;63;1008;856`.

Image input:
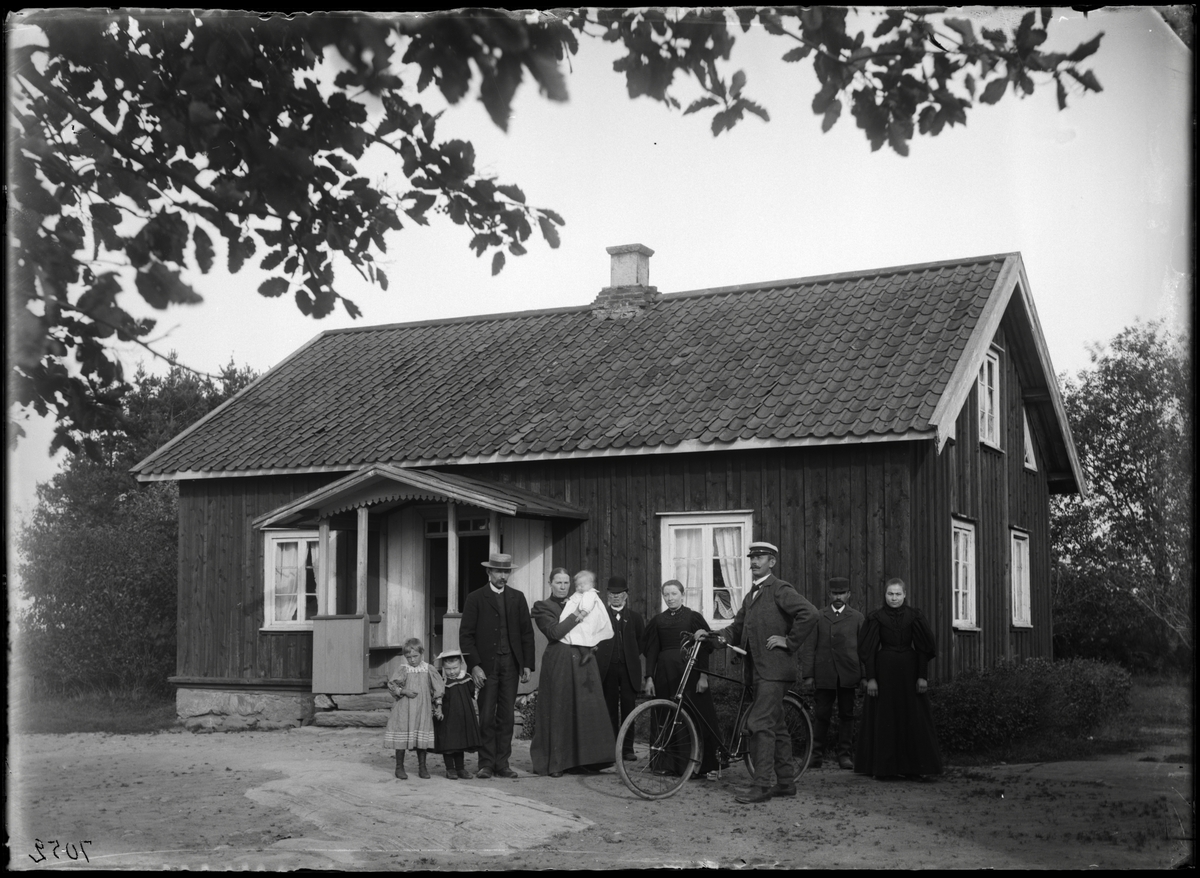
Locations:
12;689;178;735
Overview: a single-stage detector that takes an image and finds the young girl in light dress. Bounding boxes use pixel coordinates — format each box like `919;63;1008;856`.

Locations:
433;649;483;779
558;569;614;663
385;637;444;780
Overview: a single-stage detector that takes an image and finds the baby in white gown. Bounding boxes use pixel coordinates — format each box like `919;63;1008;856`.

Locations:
559;573;613;650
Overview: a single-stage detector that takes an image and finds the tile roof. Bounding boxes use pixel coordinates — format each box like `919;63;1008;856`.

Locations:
134;254;1013;477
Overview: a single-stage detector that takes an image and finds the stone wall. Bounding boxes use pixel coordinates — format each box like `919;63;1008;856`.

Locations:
177;687;315;732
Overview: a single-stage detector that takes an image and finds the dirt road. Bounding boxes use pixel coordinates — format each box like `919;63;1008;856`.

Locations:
8;726;1191;870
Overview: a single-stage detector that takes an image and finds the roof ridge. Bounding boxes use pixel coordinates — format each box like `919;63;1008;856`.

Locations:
665;252;1018;300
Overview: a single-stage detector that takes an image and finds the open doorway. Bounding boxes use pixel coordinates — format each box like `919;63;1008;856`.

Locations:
426;516;493;653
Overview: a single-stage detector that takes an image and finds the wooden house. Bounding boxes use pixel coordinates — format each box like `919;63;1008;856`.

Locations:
133;245;1084;730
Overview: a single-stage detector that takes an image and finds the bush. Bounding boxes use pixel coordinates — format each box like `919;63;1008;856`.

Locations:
930;657;1131;754
516;691;537;740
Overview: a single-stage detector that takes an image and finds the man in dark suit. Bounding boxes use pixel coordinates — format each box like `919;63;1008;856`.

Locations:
801;577;865;770
595;576;645;761
459;552;535;779
707;541;818;804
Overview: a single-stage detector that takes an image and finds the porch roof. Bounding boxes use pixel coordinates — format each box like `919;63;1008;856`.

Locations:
252;464;589;529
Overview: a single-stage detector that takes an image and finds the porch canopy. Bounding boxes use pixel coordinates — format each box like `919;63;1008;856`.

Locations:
253;463;587;531
253;464;586;659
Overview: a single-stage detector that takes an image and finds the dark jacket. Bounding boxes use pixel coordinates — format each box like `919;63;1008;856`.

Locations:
460;584;536;673
595;602;645;690
800;604;866;688
723;574;818;684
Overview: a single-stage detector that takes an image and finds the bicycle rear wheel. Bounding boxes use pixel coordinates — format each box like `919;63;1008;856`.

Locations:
741;695;815;780
615;699;699;799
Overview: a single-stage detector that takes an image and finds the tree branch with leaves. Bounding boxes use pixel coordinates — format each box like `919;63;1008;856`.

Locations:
8;8;1104;458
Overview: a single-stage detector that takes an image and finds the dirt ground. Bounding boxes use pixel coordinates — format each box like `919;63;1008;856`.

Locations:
8;725;1192;870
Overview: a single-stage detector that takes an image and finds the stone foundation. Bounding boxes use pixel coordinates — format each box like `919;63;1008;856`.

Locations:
177;687;315;732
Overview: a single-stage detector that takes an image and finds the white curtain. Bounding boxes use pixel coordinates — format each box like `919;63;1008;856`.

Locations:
713;527;744;620
671;527;704;611
275;541;300;622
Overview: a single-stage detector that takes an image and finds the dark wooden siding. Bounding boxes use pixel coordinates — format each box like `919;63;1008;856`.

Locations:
946;322;1054;677
177;473;340;683
467;443;917;643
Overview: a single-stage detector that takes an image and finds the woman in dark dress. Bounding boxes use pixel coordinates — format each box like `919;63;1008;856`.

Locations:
530;568;616;777
855;577;943;778
642;579;721;779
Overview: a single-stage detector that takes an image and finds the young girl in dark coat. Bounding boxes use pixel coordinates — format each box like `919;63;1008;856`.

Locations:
433;649;482;780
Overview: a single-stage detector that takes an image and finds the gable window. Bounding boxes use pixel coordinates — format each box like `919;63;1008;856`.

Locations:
264;531;320;630
1011;530;1032;627
1022;410;1038;471
952;520;977;629
978;349;1001;449
659;511;752;628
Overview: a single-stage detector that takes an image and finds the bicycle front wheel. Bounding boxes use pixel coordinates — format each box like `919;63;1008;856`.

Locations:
741;694;816;780
615;699;699;799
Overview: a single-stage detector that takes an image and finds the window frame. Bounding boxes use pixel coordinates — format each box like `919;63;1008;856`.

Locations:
1010;529;1032;628
1022;409;1038;471
978;348;1002;450
262;530;322;632
658;510;754;629
951;519;978;630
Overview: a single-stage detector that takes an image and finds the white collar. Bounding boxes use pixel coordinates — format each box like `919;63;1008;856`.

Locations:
752;574;771;587
489;584;505;595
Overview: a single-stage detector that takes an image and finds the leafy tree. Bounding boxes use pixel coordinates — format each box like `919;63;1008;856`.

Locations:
16;362;257;694
9;8;1105;455
1051;322;1193;670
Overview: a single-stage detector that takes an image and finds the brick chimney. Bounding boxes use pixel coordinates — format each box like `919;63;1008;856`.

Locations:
592;243;659;318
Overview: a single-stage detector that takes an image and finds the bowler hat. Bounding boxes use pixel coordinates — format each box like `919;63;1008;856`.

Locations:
747;541;779;558
607;576;629;593
481;552;515;570
828;577;851;593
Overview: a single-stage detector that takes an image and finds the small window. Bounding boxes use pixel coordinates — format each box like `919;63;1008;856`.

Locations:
978;350;1001;449
952;520;977;629
1011;531;1032;627
1023;411;1038;471
264;531;320;630
659;512;753;628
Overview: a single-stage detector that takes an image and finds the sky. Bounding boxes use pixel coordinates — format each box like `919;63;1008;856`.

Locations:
6;7;1193;529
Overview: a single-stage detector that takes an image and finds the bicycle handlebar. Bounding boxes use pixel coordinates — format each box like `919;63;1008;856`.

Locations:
682;630;747;656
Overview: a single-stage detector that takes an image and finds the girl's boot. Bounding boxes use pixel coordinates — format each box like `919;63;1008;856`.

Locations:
394;750;407;780
417;749;431;779
444;754;458;780
456;753;471;780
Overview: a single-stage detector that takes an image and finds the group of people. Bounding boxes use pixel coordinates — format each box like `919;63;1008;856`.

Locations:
383;546;943;797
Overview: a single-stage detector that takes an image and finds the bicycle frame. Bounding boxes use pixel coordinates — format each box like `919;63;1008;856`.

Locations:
666;632;751;768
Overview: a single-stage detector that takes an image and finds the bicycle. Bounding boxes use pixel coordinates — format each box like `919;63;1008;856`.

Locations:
615;631;815;799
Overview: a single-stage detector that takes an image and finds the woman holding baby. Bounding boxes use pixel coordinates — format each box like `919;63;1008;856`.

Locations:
530;568;616;776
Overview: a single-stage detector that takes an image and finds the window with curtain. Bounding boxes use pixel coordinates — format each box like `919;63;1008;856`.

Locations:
264;531;320;630
659;512;752;627
952;520;977;629
1011;530;1032;627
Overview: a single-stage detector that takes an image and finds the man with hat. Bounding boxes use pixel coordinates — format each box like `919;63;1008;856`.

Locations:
459;553;536;779
705;540;818;804
595;576;645;761
800;577;865;770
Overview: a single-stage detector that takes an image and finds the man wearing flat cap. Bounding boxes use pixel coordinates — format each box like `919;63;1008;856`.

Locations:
459;553;535;779
596;576;645;760
705;541;818;804
801;577;865;770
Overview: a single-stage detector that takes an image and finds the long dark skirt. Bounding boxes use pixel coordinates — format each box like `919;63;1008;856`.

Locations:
651;651;721;775
855;647;943;777
531;641;616;775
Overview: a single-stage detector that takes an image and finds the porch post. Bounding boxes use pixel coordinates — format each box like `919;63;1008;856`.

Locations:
356;505;369;615
318;518;331;614
446;503;459;614
488;510;500;554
